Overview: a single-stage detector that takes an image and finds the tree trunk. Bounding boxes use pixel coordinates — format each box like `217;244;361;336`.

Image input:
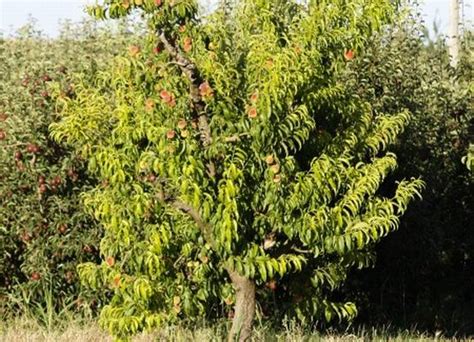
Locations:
227;270;256;342
448;0;460;67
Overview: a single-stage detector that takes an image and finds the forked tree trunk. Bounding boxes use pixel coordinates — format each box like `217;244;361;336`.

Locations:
227;270;256;342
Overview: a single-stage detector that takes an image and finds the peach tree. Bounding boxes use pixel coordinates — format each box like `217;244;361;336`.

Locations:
51;0;423;340
0;20;132;316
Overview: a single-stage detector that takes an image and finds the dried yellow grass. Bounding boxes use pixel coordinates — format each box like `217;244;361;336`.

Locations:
0;317;470;342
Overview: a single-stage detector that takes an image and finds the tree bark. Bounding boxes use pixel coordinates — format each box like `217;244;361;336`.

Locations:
227;270;256;342
448;0;460;68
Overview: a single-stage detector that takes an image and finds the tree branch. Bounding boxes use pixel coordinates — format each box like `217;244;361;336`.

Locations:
158;31;212;148
224;133;251;143
172;199;216;249
156;186;215;249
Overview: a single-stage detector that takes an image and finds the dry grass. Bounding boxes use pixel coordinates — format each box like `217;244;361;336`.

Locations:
0;317;470;342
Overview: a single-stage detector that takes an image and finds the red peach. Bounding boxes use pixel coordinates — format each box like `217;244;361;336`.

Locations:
344;49;355;61
31;272;41;281
248;107;257;119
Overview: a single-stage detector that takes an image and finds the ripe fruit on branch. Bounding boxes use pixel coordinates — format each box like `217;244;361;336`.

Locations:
128;45;141;57
250;92;258;103
344;49;355;61
265;155;274;165
21;232;32;243
160;90;171;101
41;91;49;98
199;82;213;98
147;173;156;182
265;58;274;68
58;224;67;234
224;296;234;306
106;256;115;267
67;168;79;182
52;175;62;186
155;0;162;6
183;37;192;53
160;90;176;107
166;130;176;139
177;119;187;130
273;174;281;183
0;113;8;121
31;272;41;281
38;175;46;184
179;25;186;33
83;245;93;253
270;164;280;174
112;275;121;288
152;45;162;54
0;130;6;140
42;74;51;82
248;107;257;119
14;151;23;160
266;280;277;291
26;143;40;154
39;184;47;193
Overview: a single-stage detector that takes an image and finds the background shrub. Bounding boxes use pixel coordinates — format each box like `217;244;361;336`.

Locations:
341;8;473;335
0;19;135;317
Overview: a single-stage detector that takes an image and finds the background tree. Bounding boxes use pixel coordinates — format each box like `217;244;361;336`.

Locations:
0;19;134;318
51;0;423;340
340;7;473;335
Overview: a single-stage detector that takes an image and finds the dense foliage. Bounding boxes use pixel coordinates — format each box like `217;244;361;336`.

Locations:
50;1;423;340
0;20;133;316
341;11;474;334
1;1;471;341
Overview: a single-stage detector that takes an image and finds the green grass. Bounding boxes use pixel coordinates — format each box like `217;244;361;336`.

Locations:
1;290;469;342
0;316;468;342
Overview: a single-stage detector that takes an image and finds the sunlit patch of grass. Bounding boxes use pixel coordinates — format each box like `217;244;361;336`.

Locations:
0;292;466;342
0;316;467;342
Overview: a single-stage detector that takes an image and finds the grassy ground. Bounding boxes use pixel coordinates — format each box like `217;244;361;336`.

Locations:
0;317;469;342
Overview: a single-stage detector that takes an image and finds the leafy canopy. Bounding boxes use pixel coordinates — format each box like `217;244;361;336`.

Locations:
0;20;132;315
51;0;423;339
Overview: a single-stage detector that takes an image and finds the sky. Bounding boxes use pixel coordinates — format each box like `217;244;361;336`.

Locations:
0;0;473;38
